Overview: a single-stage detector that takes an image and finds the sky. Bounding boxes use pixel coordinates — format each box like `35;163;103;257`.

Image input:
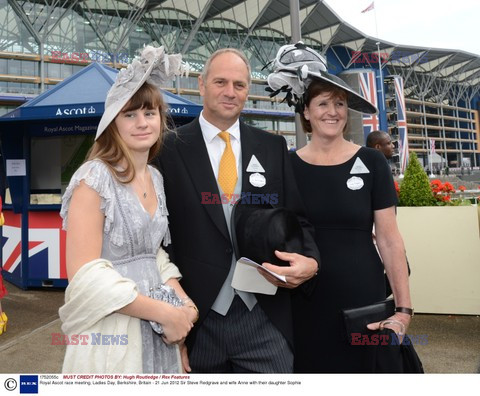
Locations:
324;0;480;56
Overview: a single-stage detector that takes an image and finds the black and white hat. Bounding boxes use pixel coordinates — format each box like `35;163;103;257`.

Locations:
266;42;377;114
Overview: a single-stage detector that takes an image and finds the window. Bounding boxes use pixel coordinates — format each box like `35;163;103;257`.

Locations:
47;62;61;79
8;59;21;75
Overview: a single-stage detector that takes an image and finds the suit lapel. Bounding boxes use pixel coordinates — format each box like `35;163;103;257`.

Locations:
240;122;265;194
176;119;230;240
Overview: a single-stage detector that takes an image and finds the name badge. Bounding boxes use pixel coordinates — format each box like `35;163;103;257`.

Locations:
249;172;266;188
346;176;364;190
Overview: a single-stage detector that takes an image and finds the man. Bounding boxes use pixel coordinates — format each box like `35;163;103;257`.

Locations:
366;130;395;159
156;48;320;373
366;129;410;296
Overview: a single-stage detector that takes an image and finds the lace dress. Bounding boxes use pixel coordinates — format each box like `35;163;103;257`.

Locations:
61;159;181;373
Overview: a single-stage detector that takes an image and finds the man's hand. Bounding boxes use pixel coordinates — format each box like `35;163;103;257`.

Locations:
180;343;191;373
260;250;318;289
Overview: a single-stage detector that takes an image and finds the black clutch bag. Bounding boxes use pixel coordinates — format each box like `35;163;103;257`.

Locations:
341;299;395;344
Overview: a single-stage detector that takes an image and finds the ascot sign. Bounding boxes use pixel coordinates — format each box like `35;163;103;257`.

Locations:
55;106;97;116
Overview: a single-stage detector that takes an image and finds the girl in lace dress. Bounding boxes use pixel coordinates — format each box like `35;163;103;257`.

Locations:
59;46;198;373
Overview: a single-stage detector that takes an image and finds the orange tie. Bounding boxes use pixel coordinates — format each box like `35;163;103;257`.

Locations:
218;131;238;199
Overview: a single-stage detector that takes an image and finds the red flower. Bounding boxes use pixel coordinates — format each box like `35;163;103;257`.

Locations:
394;181;400;193
430;179;443;193
458;185;466;192
442;182;455;193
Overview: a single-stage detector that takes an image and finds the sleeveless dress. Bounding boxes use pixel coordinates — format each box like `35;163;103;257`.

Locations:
61;159;181;373
290;147;397;373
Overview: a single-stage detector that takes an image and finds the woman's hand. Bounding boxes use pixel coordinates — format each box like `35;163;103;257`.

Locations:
180;304;199;324
160;304;193;345
367;312;412;342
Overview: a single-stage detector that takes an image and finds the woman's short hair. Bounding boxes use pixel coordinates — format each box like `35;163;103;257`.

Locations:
87;82;169;182
300;79;348;133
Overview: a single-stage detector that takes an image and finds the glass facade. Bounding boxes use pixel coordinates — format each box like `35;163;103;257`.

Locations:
0;0;477;163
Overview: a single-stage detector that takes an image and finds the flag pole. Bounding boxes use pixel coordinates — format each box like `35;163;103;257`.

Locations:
373;3;385;112
429;139;435;178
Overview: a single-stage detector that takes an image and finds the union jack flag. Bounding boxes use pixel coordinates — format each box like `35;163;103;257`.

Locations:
2;211;67;284
358;71;379;139
361;2;375;13
394;76;409;173
430;138;436;155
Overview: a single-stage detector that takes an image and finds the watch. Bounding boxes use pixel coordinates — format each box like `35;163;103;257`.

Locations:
395;306;414;317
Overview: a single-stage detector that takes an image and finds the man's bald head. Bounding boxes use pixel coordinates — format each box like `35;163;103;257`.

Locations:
366;130;395;159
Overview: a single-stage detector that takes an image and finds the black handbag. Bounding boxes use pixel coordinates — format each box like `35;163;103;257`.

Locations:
341;299;395;344
342;299;424;373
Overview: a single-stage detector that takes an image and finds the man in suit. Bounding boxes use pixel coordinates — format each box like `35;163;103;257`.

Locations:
155;48;320;373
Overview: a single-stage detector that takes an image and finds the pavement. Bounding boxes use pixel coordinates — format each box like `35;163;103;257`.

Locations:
0;282;479;374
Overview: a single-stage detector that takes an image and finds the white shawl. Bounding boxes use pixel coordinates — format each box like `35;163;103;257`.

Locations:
59;248;181;373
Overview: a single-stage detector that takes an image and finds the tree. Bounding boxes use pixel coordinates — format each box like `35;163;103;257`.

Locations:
398;152;435;206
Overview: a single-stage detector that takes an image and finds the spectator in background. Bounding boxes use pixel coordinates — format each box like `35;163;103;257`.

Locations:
366;130;395;160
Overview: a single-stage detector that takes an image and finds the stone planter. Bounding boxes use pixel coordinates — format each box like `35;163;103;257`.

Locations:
397;205;480;315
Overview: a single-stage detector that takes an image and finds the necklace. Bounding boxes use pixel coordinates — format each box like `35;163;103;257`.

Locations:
136;170;149;199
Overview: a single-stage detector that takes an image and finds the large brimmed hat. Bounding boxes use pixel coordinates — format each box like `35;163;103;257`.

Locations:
266;42;377;114
231;201;304;267
95;45;188;140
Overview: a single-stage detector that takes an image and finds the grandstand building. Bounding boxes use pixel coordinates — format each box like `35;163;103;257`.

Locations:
0;0;479;169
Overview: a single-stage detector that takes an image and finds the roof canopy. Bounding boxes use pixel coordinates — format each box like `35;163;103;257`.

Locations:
1;62;201;121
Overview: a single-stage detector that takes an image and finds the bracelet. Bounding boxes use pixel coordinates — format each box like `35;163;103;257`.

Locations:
187;304;199;323
182;297;193;305
379;319;405;335
395;306;414;317
181;297;199;323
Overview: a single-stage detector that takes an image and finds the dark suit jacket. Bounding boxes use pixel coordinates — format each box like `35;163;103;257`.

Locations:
154;118;320;349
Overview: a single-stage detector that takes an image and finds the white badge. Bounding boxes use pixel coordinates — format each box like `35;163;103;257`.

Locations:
246;155;265;173
346;176;364;190
249;172;266;188
350;157;370;174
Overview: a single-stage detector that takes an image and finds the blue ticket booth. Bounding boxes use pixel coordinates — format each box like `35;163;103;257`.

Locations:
0;62;201;289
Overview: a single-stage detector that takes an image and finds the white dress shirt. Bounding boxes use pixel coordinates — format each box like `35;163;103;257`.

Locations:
199;111;241;178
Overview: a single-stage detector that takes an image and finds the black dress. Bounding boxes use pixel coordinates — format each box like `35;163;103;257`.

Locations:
290;147;397;373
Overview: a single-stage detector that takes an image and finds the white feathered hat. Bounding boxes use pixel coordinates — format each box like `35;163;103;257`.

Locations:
95;45;188;140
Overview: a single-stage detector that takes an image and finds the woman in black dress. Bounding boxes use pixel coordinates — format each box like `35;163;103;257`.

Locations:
266;43;412;373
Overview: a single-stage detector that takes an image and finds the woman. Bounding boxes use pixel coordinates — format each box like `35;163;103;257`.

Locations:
59;46;197;373
267;43;412;373
0;197;7;336
0;270;7;336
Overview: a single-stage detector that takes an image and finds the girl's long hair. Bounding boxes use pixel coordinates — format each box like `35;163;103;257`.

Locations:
87;82;169;183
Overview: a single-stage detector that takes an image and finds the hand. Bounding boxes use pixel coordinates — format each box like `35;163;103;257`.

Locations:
180;305;198;325
260;250;318;289
179;342;191;373
367;312;411;342
160;304;193;345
